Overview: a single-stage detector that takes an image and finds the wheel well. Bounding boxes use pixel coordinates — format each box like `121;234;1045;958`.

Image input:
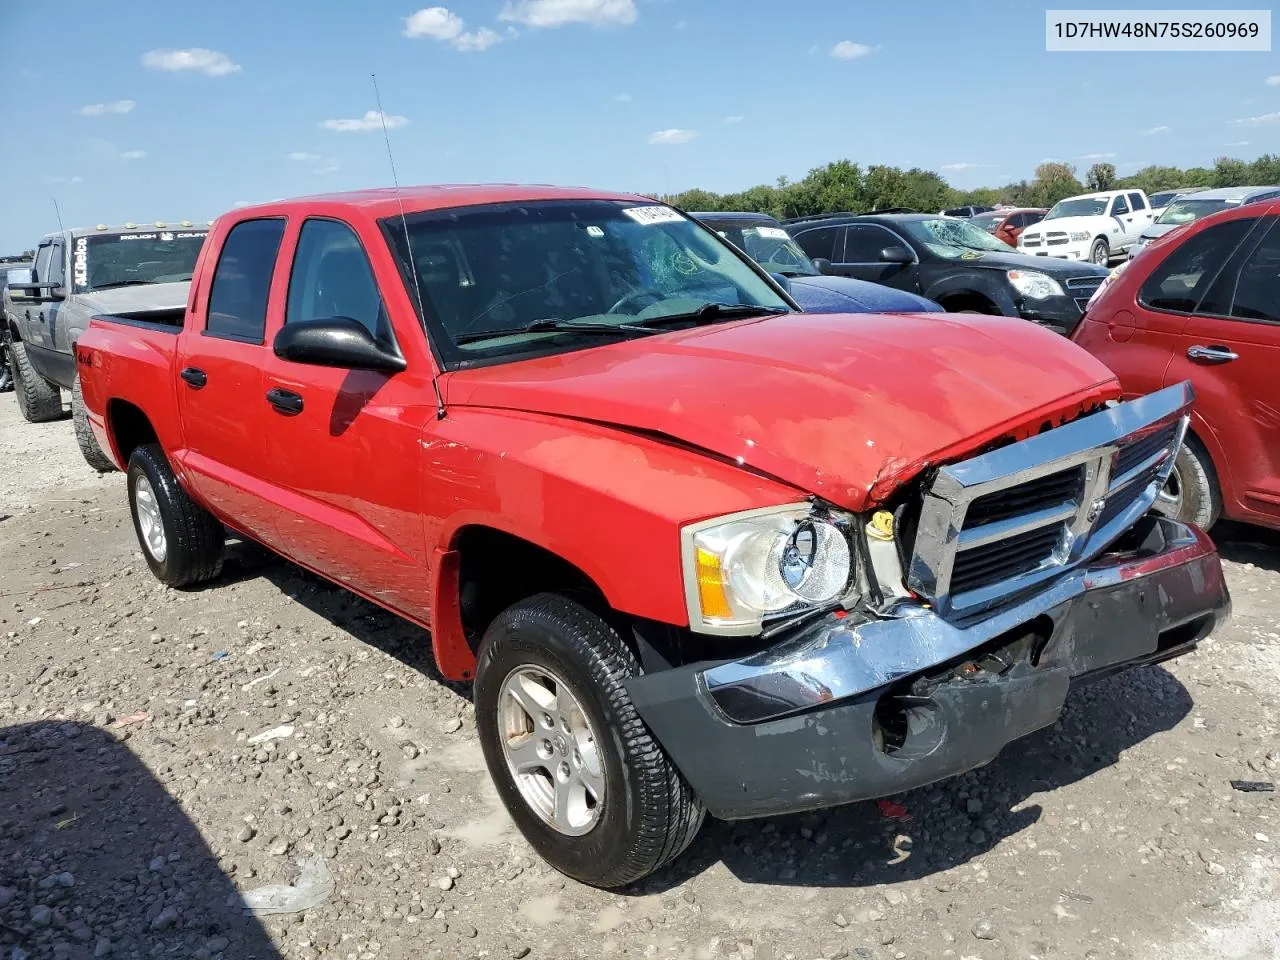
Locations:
939;292;999;314
452;526;614;645
106;400;157;466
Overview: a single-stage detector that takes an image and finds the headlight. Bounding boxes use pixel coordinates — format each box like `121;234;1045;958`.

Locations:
1006;269;1065;300
1069;231;1090;242
682;504;855;634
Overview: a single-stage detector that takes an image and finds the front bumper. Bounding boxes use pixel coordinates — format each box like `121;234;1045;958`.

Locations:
1019;240;1093;261
627;516;1228;820
1014;293;1085;335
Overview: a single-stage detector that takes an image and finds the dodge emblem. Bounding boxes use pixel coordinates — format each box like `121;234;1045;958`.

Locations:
1086;496;1107;523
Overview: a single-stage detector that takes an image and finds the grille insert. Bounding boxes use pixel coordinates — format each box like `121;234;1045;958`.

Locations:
950;526;1064;596
964;467;1084;528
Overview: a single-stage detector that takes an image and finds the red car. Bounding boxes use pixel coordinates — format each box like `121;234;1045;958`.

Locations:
1073;200;1280;531
75;185;1228;887
971;208;1047;248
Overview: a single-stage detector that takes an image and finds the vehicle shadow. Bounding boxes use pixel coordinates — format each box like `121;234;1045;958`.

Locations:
0;721;282;959
220;539;471;700
1212;520;1280;573
627;664;1193;893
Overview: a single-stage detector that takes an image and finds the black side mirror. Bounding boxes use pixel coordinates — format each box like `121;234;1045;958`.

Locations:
811;258;832;274
879;246;914;265
9;280;63;300
273;316;406;372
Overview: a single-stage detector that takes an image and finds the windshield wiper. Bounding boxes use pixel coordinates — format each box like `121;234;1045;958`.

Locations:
635;302;786;327
454;317;658;345
90;279;156;290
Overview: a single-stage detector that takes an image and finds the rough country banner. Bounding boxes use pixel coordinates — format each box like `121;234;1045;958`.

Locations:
1045;8;1271;50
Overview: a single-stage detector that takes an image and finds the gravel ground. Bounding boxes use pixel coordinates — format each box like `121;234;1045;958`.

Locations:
1;397;1277;960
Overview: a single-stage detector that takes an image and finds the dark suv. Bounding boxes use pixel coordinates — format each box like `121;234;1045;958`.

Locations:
784;213;1109;335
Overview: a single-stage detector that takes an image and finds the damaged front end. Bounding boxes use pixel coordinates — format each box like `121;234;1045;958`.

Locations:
625;383;1230;820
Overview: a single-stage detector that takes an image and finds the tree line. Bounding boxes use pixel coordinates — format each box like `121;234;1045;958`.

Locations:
659;154;1280;219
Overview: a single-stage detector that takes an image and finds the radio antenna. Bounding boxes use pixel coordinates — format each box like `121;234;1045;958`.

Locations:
51;196;66;233
372;72;445;420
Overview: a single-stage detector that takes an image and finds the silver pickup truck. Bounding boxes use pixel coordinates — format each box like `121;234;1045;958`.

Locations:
4;223;207;469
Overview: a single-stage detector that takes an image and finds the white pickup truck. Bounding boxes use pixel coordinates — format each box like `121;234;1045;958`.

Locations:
1017;189;1154;265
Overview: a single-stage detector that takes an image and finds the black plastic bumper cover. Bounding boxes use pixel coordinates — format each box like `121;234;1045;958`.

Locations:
625;517;1229;820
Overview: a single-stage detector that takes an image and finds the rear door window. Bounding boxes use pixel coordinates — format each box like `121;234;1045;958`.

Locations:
1129;192;1147;211
792;226;838;260
205;219;287;343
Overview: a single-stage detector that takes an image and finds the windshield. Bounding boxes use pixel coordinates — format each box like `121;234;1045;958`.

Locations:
700;220;818;276
74;231;207;292
970;213;1004;233
383;200;791;366
1155;197;1239;226
1045;198;1109;219
900;218;1012;258
1149;191;1182;208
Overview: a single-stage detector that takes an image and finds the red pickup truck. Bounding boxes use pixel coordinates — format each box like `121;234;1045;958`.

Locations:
77;185;1230;887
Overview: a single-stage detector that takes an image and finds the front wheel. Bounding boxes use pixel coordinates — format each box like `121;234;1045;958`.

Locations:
1089;238;1110;266
474;594;705;888
1154;436;1221;530
127;443;225;587
72;376;117;472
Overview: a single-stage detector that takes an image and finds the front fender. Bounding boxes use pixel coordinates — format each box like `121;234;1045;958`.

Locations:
422;407;806;626
924;269;1019;316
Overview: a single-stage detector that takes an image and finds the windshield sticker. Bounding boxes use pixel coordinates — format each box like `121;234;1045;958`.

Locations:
118;231;207;242
623;206;684;226
756;226;790;240
960;250;984;260
73;237;88;288
586;225;604;238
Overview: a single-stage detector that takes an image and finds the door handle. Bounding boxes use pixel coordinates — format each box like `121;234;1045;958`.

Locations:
1187;344;1239;364
179;366;207;389
266;387;304;416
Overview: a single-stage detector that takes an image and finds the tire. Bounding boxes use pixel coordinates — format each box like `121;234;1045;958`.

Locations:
474;594;705;888
72;375;117;472
126;443;224;587
0;333;12;393
1157;435;1221;531
1089;238;1110;266
9;339;62;422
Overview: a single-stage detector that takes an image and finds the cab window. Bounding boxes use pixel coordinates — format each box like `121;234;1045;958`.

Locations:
286;219;390;340
205;219;287;343
1111;196;1131;217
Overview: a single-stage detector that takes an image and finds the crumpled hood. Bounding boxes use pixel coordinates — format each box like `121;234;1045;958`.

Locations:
76;281;190;313
445;312;1119;511
786;276;942;313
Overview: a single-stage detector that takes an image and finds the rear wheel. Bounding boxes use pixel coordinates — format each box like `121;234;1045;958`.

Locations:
1089;238;1110;266
474;594;704;888
127;443;224;587
0;332;12;392
9;340;62;422
1154;436;1221;531
72;375;116;472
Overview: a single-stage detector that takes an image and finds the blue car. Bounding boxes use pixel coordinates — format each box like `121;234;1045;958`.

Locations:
690;211;943;313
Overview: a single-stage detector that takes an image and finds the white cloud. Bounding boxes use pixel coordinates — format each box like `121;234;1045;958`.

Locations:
71;176;84;184
940;162;989;171
723;115;744;124
1266;75;1280;86
288;151;323;162
289;151;340;174
1233;111;1280;126
1078;152;1116;160
233;200;253;208
830;40;873;59
1225;139;1251;146
1141;125;1171;135
322;110;408;132
499;0;638;28
648;128;698;145
313;162;341;175
404;7;502;51
613;92;632;102
121;150;146;160
77;99;135;116
674;18;686;29
142;48;241;76
404;6;465;39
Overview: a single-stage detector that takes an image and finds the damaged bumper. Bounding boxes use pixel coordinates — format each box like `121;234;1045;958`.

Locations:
626;515;1228;820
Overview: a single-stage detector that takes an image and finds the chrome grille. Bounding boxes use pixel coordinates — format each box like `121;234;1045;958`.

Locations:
1046;231;1070;246
1021;234;1042;248
907;385;1191;619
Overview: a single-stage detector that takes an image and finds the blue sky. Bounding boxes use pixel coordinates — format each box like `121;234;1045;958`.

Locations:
0;0;1277;251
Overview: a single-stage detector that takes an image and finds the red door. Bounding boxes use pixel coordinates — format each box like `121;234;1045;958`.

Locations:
258;216;434;620
1163;215;1280;524
175;217;289;546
